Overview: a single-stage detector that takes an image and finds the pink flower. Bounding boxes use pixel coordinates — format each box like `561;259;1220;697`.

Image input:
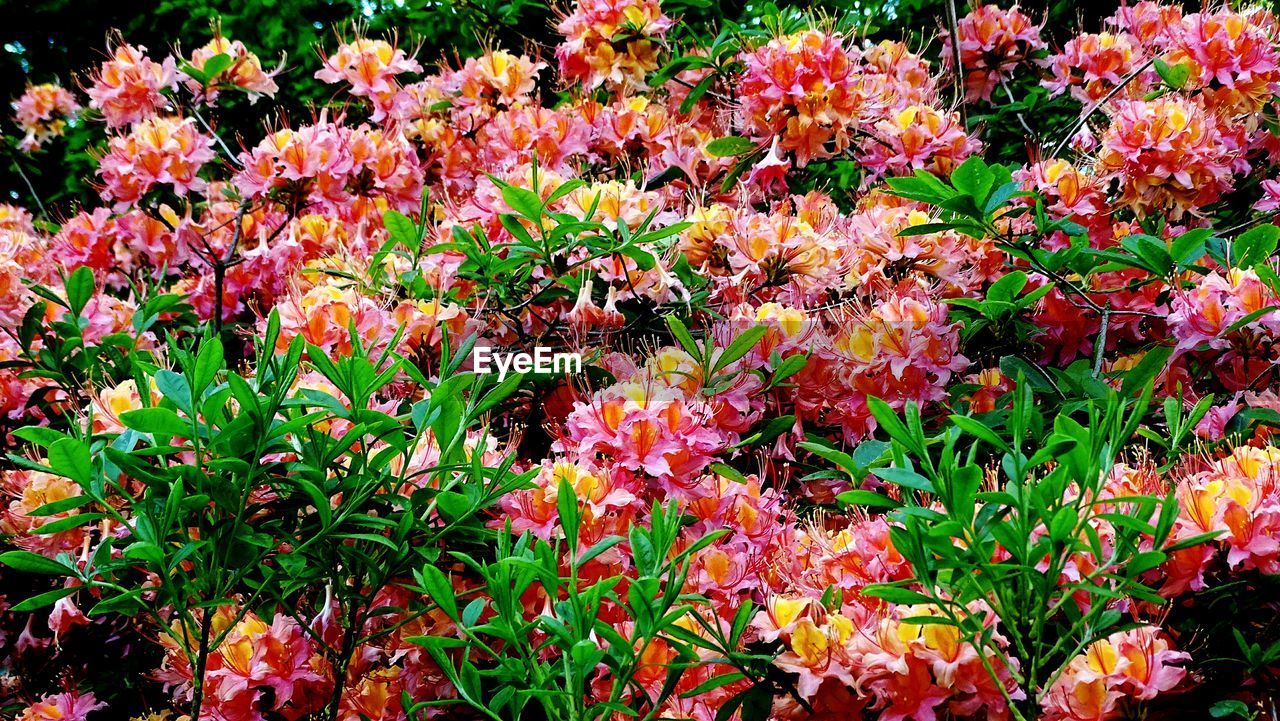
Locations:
556;0;673;90
1043;32;1151;105
13;83;80;151
315;37;422;121
98;116;215;210
1097;97;1237;218
85;43;177;128
1195;395;1243;440
860;105;981;182
1256;179;1280;211
738;30;862;167
941;5;1045;102
1043;626;1188;720
16;691;105;721
182;35;280;104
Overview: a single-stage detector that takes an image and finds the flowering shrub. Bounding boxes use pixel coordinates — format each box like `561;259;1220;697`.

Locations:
3;2;1280;720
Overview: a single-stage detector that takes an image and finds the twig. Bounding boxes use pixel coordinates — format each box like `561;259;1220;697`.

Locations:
1218;210;1280;238
188;97;242;168
8;151;47;217
1092;302;1111;378
944;0;968;127
1048;57;1156;159
212;200;252;335
668;75;733;104
1000;77;1037;141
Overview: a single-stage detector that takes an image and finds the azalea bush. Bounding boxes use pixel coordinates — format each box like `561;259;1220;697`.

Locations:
4;1;1280;719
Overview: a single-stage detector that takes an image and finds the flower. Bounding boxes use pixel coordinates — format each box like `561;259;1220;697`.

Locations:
738;30;862;167
183;35;279;103
942;5;1045;102
98;116;215;209
860;105;981;182
315;37;422;121
556;0;673;90
1043;32;1150;104
13;83;80;151
1043;626;1188;720
86;43;177;128
1097;97;1237;218
16;692;105;721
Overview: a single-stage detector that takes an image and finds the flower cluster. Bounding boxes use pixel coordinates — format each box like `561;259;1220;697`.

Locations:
1097;96;1239;218
183;35;279;103
1042;626;1188;721
5;2;1280;720
737;30;976;180
86;43;177;128
315;37;423;121
13;83;80;151
98;116;216;208
556;0;673;90
941;4;1045;102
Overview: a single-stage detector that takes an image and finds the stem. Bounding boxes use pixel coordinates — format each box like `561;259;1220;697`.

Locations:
212;201;251;335
944;0;968;127
1000;78;1037;140
323;600;365;721
189;605;215;720
8;152;47;218
188;98;242;167
1093;302;1111;378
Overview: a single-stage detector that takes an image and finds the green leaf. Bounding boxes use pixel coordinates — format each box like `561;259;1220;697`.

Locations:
12;586;79;612
64;266;95;317
28;495;92;517
498;184;544;221
1224;305;1280;335
986;271;1028;304
771;354;807;385
862;585;935;605
32;513;102;535
1154;58;1191;89
950;156;995;206
712;325;766;373
709;462;748;484
579;536;625;565
47;438;91;485
704;136;757;157
666;315;701;359
999;356;1058;395
199;53;234;82
154;370;192;412
1170;228;1211;267
1210;700;1253;719
194;337;224;394
852;439;890;469
383;209;418;247
12;426;69;448
1118;345;1174;397
798;440;856;476
866;397;918;452
681;672;746;699
0;551;76;575
885;170;954;205
1233;224;1280;269
872;467;935;493
120;407;189;438
679;74;716;114
836;490;902;509
949;415;1010;451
